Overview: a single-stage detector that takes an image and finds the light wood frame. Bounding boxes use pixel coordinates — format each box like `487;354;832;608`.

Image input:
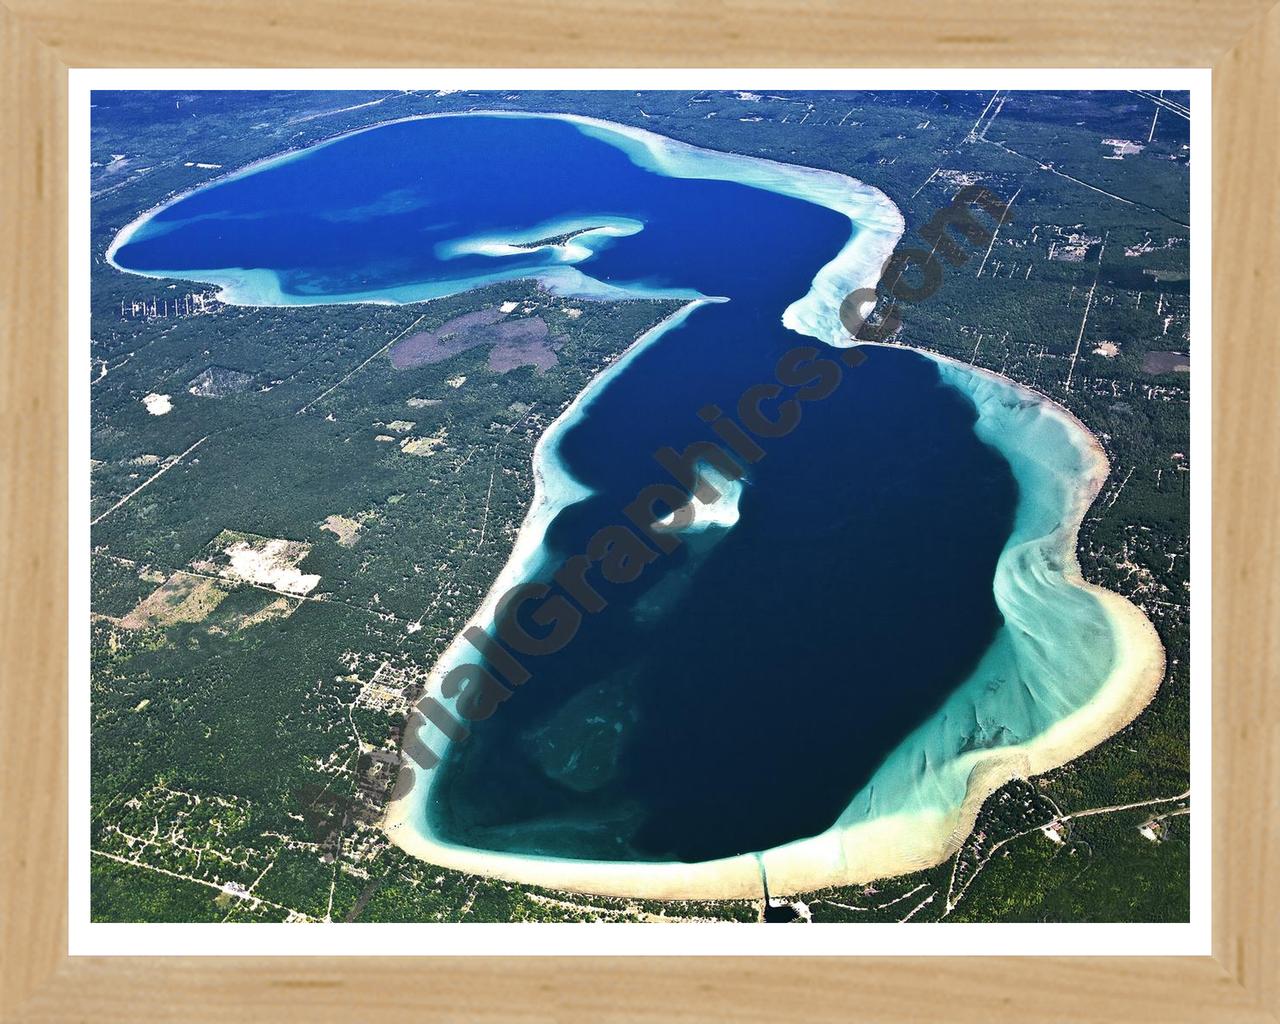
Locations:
2;3;1276;1019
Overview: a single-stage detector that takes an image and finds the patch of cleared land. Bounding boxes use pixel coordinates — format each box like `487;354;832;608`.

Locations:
142;393;172;415
121;572;228;630
400;429;448;457
192;530;321;596
389;307;556;374
189;365;253;398
321;514;363;547
220;595;298;631
1142;350;1190;374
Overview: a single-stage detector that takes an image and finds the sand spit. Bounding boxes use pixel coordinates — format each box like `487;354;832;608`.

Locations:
437;216;645;262
654;463;744;534
105;110;901;322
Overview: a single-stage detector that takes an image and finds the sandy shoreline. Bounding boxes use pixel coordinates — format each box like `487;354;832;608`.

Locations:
104;109;1165;899
376;121;1162;901
386;295;721;785
104;109;902;330
383;342;1165;900
755;344;1166;895
354;114;903;895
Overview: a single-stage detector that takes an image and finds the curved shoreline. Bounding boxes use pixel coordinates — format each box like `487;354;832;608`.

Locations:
383;343;1165;899
756;345;1165;894
376;125;1160;899
105;109;903;333
106;110;1164;899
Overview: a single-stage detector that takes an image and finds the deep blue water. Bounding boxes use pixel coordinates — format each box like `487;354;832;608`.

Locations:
112;114;1019;863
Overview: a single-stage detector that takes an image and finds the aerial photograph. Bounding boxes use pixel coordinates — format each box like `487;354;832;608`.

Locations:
87;87;1192;926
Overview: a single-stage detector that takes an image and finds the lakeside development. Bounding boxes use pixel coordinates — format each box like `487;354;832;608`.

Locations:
107;109;1165;899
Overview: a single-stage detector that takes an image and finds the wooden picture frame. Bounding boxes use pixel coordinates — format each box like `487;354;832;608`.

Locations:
2;2;1275;1019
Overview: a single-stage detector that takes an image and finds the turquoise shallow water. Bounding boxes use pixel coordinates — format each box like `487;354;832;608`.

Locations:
109;110;1125;870
834;357;1117;831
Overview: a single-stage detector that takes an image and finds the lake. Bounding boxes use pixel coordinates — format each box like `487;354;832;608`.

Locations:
110;111;1157;894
